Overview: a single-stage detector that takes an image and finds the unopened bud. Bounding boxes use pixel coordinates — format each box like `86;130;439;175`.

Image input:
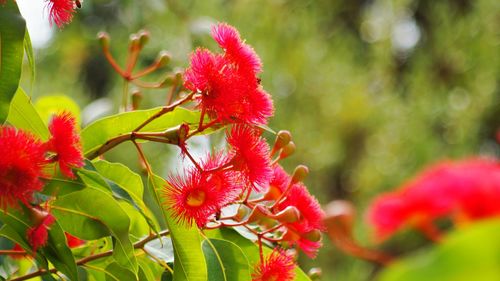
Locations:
247;205;269;223
157;51;171;67
291;165;309;184
129;34;140;50
308;268;322;280
131;89;142;110
28;207;50;226
174;70;183;82
97;32;110;49
271;130;292;156
234;205;249;221
178;123;190;144
138;30;150;48
274;206;301;223
302;229;322;242
324;200;356;239
279;141;296;160
263;185;281;201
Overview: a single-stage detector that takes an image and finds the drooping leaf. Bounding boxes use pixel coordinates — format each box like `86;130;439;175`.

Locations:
79;161;158;233
148;174;208;281
0;209;48;268
52;187;138;273
23;30;35;92
0;1;26;123
6;88;49;140
378;220;500;281
104;262;137;281
81;107;201;156
42;220;79;281
202;238;251;281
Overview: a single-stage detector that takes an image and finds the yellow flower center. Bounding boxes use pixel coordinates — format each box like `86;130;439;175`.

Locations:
186;190;206;207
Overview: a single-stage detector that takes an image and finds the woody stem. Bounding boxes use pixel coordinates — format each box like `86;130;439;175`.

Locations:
8;230;170;281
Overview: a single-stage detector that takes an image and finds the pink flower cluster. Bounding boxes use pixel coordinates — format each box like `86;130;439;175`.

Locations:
0;112;83;252
368;158;500;240
165;23;324;281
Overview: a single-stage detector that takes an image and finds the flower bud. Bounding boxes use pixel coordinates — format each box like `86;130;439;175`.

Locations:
157;51;171;67
246;205;269;223
323;200;355;238
234;205;249;221
138;30;150;48
302;229;322;242
291;164;309;184
262;185;282;201
28;207;51;226
274;206;301;223
131;89;142;110
308;268;322;280
279;141;296;160
97;32;110;49
129;34;141;51
271;130;292;157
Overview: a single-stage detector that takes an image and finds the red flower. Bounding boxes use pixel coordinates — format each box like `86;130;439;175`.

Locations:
184;23;273;125
368;158;500;240
47;112;84;179
46;0;76;28
212;23;262;75
227;125;272;191
0;126;47;208
27;213;55;253
252;248;296;281
268;165;324;257
278;184;325;257
165;153;241;228
65;233;85;248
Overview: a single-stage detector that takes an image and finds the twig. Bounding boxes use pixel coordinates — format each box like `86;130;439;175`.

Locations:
9;230;170;281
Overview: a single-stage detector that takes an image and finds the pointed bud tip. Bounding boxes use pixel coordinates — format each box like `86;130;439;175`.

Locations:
279;141;296;159
308;268;322;280
291;164;309;184
157;51;171;67
97;32;110;49
138;30;150;47
275;206;301;223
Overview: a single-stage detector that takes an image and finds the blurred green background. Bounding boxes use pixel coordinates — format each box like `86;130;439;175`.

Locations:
19;0;499;280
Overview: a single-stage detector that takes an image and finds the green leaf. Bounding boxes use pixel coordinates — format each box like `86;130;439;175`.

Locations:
148;174;208;281
6;88;49;140
81;107;201;156
23;30;35;92
34;95;81;125
137;256;166;281
42;220;79;281
0;209;48;268
79;161;159;233
202;238;251;281
378;220;500;281
0;1;26;123
206;228;311;281
52;187;138;273
42;177;86;196
92;160;145;208
104;262;137;281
